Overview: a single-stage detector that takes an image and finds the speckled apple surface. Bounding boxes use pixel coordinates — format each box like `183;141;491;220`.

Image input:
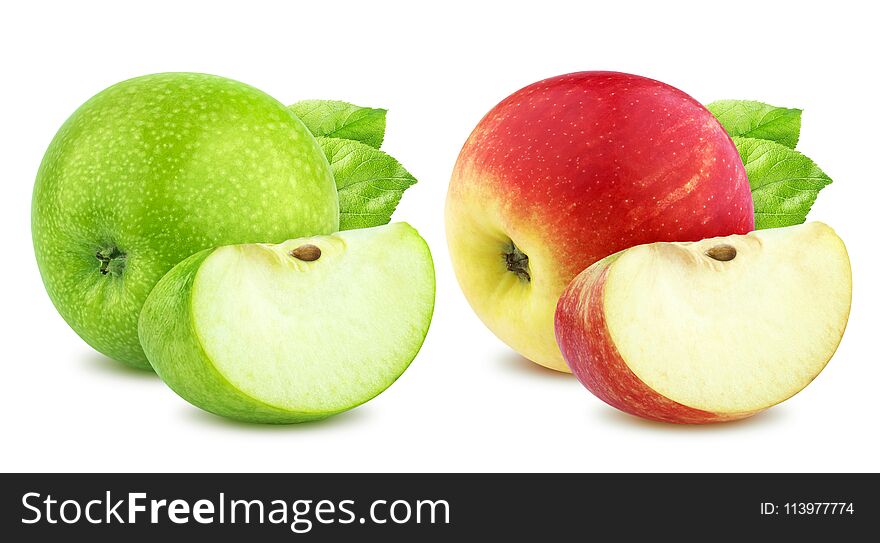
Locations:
555;223;852;423
32;73;339;368
446;71;754;372
138;223;435;423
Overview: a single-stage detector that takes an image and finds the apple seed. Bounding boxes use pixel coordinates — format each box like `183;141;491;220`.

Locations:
705;244;737;262
289;244;322;261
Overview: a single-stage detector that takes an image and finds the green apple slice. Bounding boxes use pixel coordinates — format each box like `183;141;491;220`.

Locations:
138;223;435;423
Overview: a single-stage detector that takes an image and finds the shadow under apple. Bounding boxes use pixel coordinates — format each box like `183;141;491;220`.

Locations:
178;403;373;433
593;404;789;432
495;350;574;380
79;351;159;381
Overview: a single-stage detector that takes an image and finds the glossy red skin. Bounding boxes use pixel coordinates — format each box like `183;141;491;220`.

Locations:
453;71;754;279
555;257;754;424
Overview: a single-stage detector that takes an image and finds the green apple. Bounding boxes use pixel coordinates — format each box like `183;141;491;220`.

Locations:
138;223;435;423
32;73;339;369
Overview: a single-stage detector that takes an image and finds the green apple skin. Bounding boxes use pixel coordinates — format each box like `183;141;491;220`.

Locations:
138;223;436;424
32;73;339;369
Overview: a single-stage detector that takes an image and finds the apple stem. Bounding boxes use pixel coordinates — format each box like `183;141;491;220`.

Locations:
504;242;531;282
289;244;322;262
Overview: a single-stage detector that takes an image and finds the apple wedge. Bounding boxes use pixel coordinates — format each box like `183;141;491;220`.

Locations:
138;223;435;423
555;222;851;423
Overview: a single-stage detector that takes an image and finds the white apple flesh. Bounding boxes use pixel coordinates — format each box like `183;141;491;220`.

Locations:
555;222;851;423
138;223;435;423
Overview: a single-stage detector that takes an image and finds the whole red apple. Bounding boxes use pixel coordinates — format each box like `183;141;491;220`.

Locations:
446;71;754;372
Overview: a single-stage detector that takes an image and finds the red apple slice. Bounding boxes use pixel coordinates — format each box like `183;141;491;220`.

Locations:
555;222;852;423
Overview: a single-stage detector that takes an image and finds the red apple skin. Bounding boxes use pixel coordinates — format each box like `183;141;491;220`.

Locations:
555;255;758;424
447;71;755;371
455;71;754;279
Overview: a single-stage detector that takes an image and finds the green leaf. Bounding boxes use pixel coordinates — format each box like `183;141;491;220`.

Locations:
707;100;802;148
290;100;387;148
733;136;831;229
317;137;416;230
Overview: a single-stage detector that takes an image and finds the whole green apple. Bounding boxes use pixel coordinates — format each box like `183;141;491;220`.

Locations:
139;223;436;423
32;73;339;369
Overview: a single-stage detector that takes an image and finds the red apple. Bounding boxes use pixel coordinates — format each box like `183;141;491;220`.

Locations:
555;223;852;423
446;71;754;372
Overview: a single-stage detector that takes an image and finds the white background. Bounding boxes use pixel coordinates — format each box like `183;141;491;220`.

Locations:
2;0;878;472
